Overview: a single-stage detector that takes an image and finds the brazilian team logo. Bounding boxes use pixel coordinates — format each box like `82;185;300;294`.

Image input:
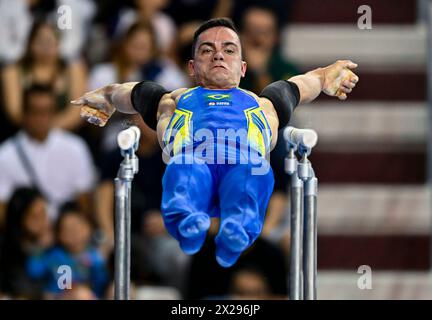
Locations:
206;93;232;107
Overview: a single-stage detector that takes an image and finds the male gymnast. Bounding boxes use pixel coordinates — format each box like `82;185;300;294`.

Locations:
72;18;359;267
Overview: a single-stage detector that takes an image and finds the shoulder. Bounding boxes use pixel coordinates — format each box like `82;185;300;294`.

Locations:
67;60;87;73
154;59;190;90
51;129;90;153
237;87;260;101
90;63;116;77
237;86;276;110
118;8;136;26
238;87;279;147
87;247;106;264
52;128;79;142
0;136;18;161
153;12;176;32
170;87;199;103
0;137;15;153
1;63;20;78
89;63;117;90
44;246;68;260
177;86;199;99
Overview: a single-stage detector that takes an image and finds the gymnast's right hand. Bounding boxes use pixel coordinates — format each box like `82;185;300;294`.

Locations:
71;85;117;127
71;82;139;127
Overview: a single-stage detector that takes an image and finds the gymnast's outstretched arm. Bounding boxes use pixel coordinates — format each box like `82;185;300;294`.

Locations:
71;82;140;126
71;82;188;147
289;59;359;103
259;60;360;135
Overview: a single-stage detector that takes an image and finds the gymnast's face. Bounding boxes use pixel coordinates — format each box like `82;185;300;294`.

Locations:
188;27;247;89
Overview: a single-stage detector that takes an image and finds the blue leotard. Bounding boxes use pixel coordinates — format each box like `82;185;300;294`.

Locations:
161;87;275;267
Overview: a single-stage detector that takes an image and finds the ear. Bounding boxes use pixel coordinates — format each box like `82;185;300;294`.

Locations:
241;61;247;77
188;60;195;77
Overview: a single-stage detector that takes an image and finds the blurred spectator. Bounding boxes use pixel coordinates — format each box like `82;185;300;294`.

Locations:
27;202;109;299
114;0;176;56
89;22;187;153
0;0;32;142
0;0;33;65
0;77;18;144
231;0;292;29
90;22;187;92
185;234;288;299
166;0;232;70
29;0;57;18
240;6;300;93
56;0;97;62
173;21;201;74
0;187;53;299
165;0;230;26
96;122;189;293
89;0;125;63
1;20;87;130
228;266;271;299
56;283;97;300
0;0;96;64
0;84;96;225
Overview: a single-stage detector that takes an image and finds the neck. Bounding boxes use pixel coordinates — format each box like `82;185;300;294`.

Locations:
138;8;154;20
25;130;49;143
34;58;57;68
205;85;236;90
199;80;238;90
67;244;87;255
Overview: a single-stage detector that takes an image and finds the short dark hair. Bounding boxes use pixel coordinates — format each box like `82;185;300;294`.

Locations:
191;17;240;57
55;201;93;239
23;84;55;113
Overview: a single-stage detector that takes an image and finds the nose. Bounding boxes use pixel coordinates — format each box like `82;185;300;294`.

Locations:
213;50;224;61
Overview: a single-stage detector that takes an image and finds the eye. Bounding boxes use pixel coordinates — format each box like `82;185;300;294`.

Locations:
225;48;235;54
202;48;212;54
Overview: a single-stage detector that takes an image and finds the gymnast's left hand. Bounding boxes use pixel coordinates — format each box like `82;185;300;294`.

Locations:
322;60;359;100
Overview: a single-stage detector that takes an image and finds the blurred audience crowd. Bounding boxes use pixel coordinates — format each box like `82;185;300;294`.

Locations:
0;0;300;300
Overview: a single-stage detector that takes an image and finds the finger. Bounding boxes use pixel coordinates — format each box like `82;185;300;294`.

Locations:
81;106;110;121
80;106;96;119
340;86;352;94
84;93;110;111
87;114;107;127
342;80;356;89
343;60;358;70
80;109;89;118
71;98;86;106
350;75;359;83
338;93;347;100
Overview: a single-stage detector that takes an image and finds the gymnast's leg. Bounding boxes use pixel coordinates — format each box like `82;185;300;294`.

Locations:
215;160;275;267
161;154;214;255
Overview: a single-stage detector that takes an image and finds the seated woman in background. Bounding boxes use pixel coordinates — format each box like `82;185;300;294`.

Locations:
113;0;177;57
0;187;53;299
1;20;87;131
